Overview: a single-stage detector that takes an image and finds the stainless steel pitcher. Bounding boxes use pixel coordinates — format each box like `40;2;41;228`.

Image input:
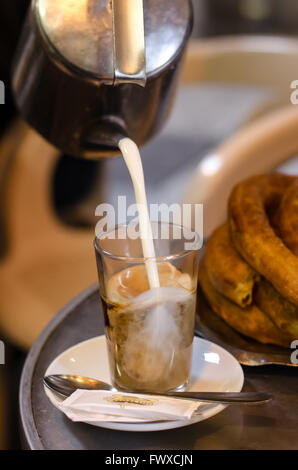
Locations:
12;0;193;158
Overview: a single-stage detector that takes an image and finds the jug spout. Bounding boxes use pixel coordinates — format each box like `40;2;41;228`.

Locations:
82;116;127;158
112;0;146;86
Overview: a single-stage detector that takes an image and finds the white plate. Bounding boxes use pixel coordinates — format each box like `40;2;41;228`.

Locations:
44;335;244;432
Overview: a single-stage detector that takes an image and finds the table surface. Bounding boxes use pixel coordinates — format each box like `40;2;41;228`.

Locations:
20;284;298;450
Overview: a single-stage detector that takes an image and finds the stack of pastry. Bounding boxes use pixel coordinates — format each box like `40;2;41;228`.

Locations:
199;174;298;348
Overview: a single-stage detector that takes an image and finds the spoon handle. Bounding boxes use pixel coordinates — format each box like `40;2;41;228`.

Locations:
44;376;272;404
151;391;272;404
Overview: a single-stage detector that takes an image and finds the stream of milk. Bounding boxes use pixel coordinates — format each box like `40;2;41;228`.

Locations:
118;138;160;289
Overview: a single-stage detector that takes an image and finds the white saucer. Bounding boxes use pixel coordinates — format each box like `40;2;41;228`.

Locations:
44;335;244;432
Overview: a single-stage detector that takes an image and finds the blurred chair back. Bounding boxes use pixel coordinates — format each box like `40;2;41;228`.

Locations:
182;37;298;236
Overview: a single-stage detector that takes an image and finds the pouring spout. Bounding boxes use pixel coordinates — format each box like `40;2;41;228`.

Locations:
81;116;128;158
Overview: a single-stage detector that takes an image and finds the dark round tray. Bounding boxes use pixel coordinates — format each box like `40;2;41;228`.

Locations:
20;285;298;450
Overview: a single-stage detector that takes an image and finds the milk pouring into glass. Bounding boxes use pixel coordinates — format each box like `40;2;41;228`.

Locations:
95;139;198;392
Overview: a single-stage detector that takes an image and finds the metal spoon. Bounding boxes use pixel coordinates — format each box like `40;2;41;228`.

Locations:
44;375;272;405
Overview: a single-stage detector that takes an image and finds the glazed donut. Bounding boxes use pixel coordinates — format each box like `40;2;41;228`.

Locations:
204;224;259;307
199;260;291;348
254;278;298;338
228;174;298;306
278;180;298;257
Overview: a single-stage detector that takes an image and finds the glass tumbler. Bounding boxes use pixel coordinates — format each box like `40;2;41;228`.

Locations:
94;221;200;392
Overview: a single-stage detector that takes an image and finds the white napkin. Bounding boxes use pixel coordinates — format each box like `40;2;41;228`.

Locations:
59;390;201;423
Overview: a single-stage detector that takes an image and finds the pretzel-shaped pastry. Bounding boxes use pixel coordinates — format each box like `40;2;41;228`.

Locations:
202;223;298;340
278;180;298;257
254;279;298;338
199;260;291;348
199;173;298;347
204;223;259;307
228;174;298;306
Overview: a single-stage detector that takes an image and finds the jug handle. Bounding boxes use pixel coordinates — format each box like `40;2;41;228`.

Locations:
112;0;146;86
